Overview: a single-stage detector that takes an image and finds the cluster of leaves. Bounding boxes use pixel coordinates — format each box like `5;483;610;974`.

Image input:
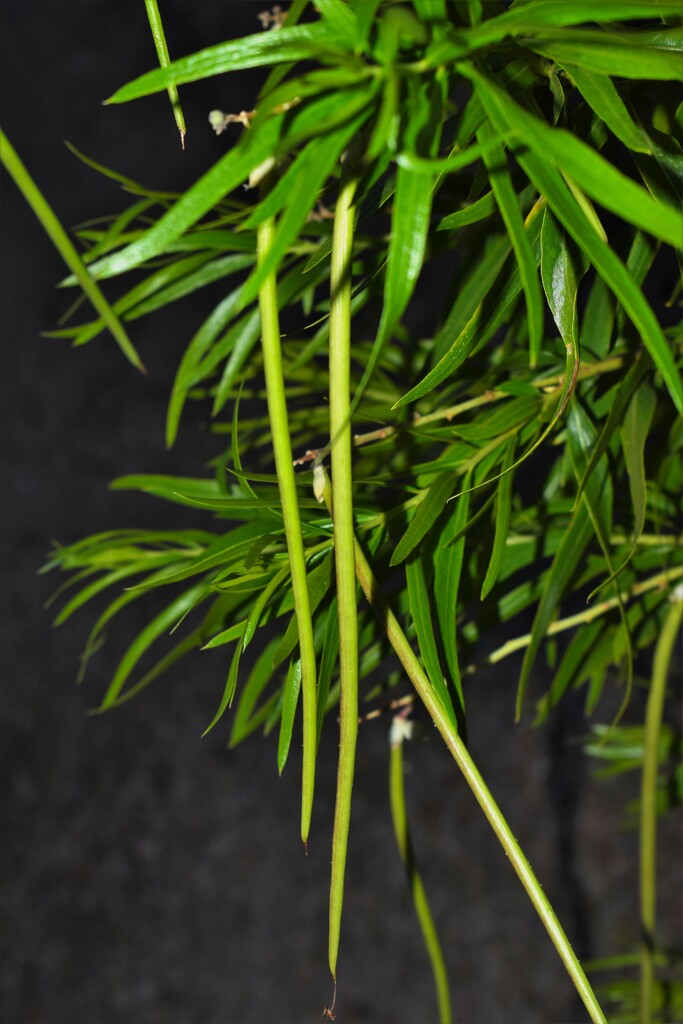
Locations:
12;0;682;1019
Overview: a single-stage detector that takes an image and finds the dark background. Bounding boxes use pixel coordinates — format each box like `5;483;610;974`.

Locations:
1;3;681;1022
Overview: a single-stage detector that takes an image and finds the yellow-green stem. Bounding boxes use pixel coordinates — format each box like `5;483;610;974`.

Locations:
327;172;360;983
313;465;606;1024
143;0;186;147
390;734;452;1024
257;216;317;846
639;595;682;1023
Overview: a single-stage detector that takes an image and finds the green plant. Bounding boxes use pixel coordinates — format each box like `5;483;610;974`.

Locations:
3;1;682;1020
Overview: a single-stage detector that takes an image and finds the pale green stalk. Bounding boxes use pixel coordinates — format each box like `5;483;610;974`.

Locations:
390;733;452;1024
314;464;606;1024
257;216;317;846
327;172;360;986
0;128;143;371
143;0;186;147
639;594;682;1023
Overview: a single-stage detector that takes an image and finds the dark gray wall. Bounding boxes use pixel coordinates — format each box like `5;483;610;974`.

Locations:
1;4;680;1023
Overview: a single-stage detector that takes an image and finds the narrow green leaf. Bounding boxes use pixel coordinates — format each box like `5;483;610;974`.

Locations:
622;382;656;549
534;619;605;725
143;0;186;146
203;627;246;735
313;0;360;46
0;129;144;370
530;33;683;82
243;565;290;649
576;352;650;503
478;119;544;366
391;471;454;566
229;637;283;747
406;553;456;724
562;64;651;154
516;500;595;721
433;478;471;718
99;580;208;709
272;552;334;666
278;657;302;774
480;439;515;600
353;76;445;408
465;68;683;246
85;117;282;281
469;70;683;415
541;207;585;349
436;190;497;231
106;22;344;103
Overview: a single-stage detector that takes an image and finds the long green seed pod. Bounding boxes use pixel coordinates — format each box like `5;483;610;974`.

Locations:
639;593;682;1022
327;171;360;987
257;215;317;846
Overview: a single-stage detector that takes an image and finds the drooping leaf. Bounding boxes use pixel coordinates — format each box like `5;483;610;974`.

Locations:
561;64;651;154
480;439;515;601
391;471;455;566
406;552;456;725
106;22;346;103
478;118;544;366
278;657;303;774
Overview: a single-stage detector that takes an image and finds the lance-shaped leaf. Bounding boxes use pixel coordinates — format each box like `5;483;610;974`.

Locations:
391;471;455;566
0;129;143;370
480;439;515;601
478;118;544;366
353;75;446;408
433;479;471;719
99;580;209;710
462;67;682;246
229;637;284;747
560;64;651;154
468;67;683;416
541;207;585;351
106;22;344;103
278;657;303;774
406;552;457;725
528;30;683;82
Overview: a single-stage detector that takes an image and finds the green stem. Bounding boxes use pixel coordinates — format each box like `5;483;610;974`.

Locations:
389;733;452;1024
257;216;317;846
327;172;360;984
313;464;606;1024
143;0;186;147
0;128;143;371
639;595;682;1024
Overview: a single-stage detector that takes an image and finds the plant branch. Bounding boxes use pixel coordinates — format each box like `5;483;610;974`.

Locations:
313;464;606;1024
390;724;452;1024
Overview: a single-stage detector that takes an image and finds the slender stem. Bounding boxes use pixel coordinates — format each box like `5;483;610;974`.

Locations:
313;465;606;1024
639;596;682;1023
257;216;317;846
0;128;143;371
464;565;683;672
390;732;452;1024
327;172;360;984
143;0;186;147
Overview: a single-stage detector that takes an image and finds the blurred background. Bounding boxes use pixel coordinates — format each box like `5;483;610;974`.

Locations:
1;3;681;1022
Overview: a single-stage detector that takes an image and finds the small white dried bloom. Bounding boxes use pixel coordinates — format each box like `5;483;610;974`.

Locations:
257;5;286;30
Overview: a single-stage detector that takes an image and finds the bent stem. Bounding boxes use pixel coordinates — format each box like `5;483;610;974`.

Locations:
639;595;682;1023
390;727;452;1024
314;464;606;1024
257;215;317;846
327;171;360;985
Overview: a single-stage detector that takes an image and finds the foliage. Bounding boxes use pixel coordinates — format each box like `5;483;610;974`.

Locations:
3;1;682;1020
